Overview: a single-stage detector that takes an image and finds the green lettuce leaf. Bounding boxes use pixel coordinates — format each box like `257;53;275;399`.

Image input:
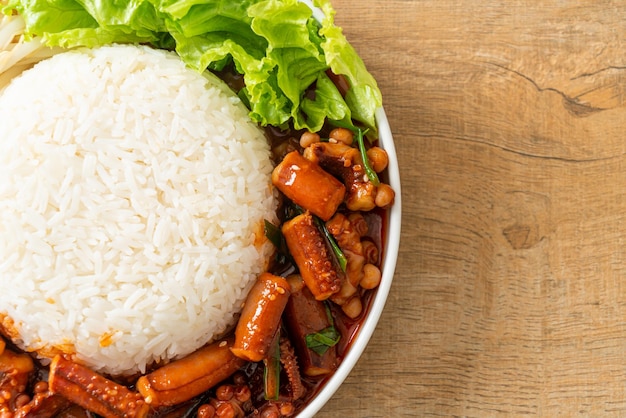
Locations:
2;0;168;47
2;0;382;133
314;0;382;131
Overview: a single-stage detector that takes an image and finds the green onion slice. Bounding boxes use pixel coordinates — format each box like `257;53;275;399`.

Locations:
315;216;347;272
264;331;281;401
263;219;290;264
264;219;283;249
305;326;340;355
354;126;380;186
305;304;340;355
329;120;380;186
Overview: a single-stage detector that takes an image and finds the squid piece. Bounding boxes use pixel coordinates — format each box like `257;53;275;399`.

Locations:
231;273;291;362
326;212;364;255
348;213;380;265
14;391;72;418
281;212;341;300
326;212;382;318
326;213;366;306
0;344;33;378
303;142;395;211
137;338;246;408
327;248;364;307
48;355;149;418
53;405;92;418
347;212;369;237
272;150;346;221
279;336;305;400
0;344;34;415
361;240;379;265
284;275;338;377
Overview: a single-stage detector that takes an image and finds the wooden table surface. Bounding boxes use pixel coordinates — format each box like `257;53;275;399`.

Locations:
318;1;626;416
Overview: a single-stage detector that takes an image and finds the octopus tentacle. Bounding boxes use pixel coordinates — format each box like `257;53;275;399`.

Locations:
279;337;305;401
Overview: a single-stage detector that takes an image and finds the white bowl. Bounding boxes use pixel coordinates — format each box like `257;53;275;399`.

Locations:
298;107;402;417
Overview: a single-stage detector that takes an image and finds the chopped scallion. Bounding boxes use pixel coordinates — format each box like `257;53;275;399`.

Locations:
305;304;340;355
354;126;380;186
305;326;340;355
264;331;281;401
264;219;283;249
315;216;347;272
263;219;289;264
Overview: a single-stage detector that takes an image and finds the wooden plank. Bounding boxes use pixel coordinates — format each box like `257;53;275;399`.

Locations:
318;1;626;416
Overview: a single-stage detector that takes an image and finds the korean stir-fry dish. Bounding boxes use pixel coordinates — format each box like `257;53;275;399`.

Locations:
0;0;396;417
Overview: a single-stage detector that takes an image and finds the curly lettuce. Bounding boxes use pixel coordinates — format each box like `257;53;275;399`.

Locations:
1;0;382;133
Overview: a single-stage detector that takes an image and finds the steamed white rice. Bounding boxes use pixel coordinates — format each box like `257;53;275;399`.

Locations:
0;44;277;375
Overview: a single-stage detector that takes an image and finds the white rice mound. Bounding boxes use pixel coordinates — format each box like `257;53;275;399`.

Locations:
0;44;277;375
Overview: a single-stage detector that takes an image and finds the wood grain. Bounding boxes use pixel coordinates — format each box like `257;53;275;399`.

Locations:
317;1;626;416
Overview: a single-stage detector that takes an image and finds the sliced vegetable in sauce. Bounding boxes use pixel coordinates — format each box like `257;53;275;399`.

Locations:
354;126;381;186
263;331;281;401
264;219;290;264
305;304;340;355
315;215;348;272
305;326;340;356
330;120;380;185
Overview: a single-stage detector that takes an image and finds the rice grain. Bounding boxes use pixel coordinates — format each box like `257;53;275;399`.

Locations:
0;44;277;375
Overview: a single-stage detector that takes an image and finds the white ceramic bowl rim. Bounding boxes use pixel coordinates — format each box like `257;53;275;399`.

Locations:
287;3;402;415
298;107;402;416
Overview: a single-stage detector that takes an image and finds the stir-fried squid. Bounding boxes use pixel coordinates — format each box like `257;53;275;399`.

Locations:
0;114;395;418
0;9;396;418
